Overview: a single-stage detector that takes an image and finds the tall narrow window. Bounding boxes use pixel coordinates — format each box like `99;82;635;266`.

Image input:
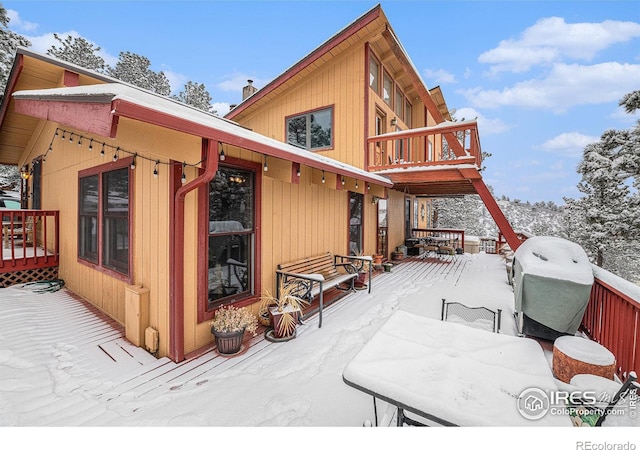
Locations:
383;72;393;107
405;102;412;128
369;55;380;95
207;166;255;309
395;87;404;119
286;107;333;151
349;192;364;255
31;158;42;209
78;158;132;279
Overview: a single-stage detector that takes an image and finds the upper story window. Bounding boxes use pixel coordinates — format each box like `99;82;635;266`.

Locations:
405;101;412;128
369;56;380;95
395;87;404;119
78;158;132;280
286;107;333;151
383;72;393;107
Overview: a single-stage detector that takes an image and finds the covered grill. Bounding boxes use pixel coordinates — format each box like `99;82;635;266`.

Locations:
512;236;594;340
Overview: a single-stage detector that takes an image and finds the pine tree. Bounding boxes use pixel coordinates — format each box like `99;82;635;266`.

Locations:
46;33;105;72
106;51;170;95
0;5;31;97
172;81;213;112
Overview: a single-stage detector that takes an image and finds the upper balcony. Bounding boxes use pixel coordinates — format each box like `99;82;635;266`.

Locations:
367;119;483;196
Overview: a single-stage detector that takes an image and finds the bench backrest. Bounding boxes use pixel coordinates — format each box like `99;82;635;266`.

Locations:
278;252;339;279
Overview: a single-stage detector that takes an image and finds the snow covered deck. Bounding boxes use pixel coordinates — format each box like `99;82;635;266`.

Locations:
0;252;636;429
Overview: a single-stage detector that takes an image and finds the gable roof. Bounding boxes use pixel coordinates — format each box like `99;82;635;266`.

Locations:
225;4;449;124
3;50;392;187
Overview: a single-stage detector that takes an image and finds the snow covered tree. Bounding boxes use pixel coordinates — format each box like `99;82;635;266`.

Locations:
0;5;31;97
46;33;105;72
0;163;19;190
172;81;213;112
106;51;170;95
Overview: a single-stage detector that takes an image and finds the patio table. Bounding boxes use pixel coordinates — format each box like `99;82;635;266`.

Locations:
342;310;572;426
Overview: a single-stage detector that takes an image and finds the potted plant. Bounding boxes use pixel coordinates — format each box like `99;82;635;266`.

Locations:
372;254;383;265
260;282;308;341
210;305;258;355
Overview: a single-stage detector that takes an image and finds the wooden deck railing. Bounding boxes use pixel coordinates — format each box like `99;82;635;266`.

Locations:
581;266;640;380
0;209;59;272
411;228;465;249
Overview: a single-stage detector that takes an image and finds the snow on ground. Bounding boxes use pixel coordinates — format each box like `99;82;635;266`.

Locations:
0;253;636;448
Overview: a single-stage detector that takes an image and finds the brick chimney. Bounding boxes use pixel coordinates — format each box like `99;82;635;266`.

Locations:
242;80;257;101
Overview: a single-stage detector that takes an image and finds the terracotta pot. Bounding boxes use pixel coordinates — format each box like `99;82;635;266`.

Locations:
373;254;383;265
211;327;245;354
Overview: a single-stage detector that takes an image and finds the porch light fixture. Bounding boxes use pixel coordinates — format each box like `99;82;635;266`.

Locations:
181;162;187;184
371;196;379;205
20;165;30;180
390;117;397;127
263;156;268;172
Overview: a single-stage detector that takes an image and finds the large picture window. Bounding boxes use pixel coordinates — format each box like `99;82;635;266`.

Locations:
78;159;132;279
207;165;256;309
286;107;333;151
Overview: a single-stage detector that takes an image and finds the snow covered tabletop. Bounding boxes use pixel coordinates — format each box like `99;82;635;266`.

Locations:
342;310;572;426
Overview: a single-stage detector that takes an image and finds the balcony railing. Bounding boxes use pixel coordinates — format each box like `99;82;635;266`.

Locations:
0;209;59;272
582;265;640;380
367;121;482;172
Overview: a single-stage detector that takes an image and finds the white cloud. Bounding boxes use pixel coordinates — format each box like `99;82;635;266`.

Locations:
453;107;510;135
462;62;640;112
211;102;231;116
538;132;599;158
423;68;455;85
21;31;119;68
6;9;38;32
479;17;640;74
162;70;189;95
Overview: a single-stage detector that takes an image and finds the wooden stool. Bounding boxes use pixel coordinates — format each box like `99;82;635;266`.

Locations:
552;336;616;383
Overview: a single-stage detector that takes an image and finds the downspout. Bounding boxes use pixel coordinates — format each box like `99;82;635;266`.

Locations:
169;138;219;362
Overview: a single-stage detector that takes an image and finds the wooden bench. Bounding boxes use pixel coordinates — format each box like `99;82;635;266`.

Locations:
276;252;373;328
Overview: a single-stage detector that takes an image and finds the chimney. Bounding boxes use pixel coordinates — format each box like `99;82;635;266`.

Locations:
242;79;257;101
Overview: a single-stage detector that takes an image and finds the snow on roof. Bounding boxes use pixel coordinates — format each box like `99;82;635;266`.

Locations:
13;83;392;186
514;236;594;285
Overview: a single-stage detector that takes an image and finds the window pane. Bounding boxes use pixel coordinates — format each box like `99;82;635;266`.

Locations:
405;102;412;127
102;168;129;275
369;57;379;94
209;168;254;231
310;109;332;149
395;88;404;118
208;234;250;305
287;116;307;149
80;175;99;213
349;192;363;255
383;73;392;106
79;175;99;263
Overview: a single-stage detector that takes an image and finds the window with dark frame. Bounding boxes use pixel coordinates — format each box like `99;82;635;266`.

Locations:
286;107;333;151
369;55;380;95
383;72;393;107
207;165;255;310
78;161;131;278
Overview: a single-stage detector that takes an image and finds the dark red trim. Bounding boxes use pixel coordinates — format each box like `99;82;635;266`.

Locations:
197;155;263;324
284;105;335;151
77;156;134;284
63;70;80;87
226;4;382;120
111;99;392;188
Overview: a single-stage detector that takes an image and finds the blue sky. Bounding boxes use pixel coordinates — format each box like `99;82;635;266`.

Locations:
5;0;640;205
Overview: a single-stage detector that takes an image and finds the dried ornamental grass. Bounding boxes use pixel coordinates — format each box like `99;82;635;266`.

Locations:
210;305;258;336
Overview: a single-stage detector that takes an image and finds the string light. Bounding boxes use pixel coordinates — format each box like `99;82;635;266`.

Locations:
355;180;359;189
153;160;159;178
61;131;66;140
341;177;345;186
296;166;301;177
263;156;268;172
113;147;119;162
322;170;325;183
88;139;93;151
130;153;137;170
219;143;225;161
100;143;105;157
69;133;74;143
77;136;82;147
181;162;187;184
